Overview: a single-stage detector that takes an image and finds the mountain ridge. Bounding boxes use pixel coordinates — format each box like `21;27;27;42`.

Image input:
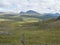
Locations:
20;10;40;15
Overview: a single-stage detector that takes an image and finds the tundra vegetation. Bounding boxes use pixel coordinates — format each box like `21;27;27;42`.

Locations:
0;14;60;45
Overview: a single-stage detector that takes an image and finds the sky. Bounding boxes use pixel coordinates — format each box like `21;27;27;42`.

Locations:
0;0;60;13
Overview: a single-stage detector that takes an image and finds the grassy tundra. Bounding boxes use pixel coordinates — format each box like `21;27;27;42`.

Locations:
0;15;60;45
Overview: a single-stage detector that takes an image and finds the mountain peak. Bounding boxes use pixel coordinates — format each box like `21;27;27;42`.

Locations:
20;10;40;15
26;10;36;13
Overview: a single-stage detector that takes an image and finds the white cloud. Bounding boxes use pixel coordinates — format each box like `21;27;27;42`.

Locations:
0;0;60;13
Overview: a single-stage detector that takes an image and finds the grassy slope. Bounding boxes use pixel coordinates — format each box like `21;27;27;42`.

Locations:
0;19;59;45
0;14;60;45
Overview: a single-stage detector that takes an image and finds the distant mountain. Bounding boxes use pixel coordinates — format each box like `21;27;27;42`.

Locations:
20;11;26;15
20;11;60;20
40;13;60;20
0;12;6;14
0;12;4;13
20;10;40;15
